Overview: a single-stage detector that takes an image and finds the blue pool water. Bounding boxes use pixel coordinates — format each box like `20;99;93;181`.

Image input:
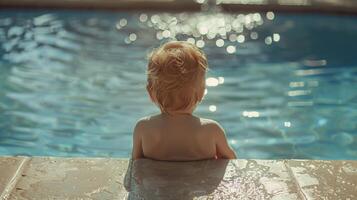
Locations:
0;10;356;159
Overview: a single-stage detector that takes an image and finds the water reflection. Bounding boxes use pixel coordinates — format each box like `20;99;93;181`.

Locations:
273;33;280;42
242;111;260;118
303;59;327;67
216;38;224;47
237;34;245;43
125;159;228;200
289;81;304;88
129;33;137;41
226;45;236;53
134;11;273;50
287;90;310;97
250;31;258;39
196;39;205;48
206;77;219;87
209;105;217;112
284;121;291;127
266;11;275;20
264;36;272;45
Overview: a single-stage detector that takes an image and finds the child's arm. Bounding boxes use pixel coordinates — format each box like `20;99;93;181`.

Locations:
132;120;144;160
213;123;237;159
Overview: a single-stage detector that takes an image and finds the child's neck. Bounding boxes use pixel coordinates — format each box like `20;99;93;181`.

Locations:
161;111;193;116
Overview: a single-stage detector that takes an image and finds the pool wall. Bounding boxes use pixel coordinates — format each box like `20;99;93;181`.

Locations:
1;0;357;15
0;156;356;199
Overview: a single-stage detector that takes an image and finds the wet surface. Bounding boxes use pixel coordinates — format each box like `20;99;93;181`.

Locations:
8;157;128;199
125;159;230;199
1;157;356;199
125;159;299;199
0;157;25;199
287;160;357;199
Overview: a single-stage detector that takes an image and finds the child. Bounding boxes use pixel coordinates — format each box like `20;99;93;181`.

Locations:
132;41;236;161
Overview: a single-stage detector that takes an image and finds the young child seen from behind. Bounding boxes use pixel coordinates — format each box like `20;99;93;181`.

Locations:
132;41;237;161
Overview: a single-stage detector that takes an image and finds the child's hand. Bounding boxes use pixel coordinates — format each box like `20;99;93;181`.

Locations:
212;122;237;159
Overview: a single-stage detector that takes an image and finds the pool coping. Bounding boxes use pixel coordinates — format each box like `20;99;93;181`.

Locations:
0;156;356;199
1;0;357;15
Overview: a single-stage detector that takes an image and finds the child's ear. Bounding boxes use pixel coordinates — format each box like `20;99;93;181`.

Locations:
146;85;155;102
197;78;206;102
194;85;205;104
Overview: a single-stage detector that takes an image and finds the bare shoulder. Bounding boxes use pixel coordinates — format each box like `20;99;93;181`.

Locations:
199;118;225;135
133;116;153;135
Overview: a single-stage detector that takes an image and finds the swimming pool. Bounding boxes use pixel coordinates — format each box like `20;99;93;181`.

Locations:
0;10;356;159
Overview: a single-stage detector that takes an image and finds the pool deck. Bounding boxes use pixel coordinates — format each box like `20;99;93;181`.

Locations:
0;157;356;199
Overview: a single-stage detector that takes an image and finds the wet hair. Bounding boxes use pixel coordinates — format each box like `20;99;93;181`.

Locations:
147;41;208;114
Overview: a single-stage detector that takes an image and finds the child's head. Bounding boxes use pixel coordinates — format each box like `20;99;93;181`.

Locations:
147;41;208;114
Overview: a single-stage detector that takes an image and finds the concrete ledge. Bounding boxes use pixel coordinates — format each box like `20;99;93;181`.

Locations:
0;156;356;199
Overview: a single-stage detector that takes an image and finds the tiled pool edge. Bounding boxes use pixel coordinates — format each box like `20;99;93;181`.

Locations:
0;157;356;199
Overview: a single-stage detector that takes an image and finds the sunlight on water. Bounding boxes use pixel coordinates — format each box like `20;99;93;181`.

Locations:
0;10;356;159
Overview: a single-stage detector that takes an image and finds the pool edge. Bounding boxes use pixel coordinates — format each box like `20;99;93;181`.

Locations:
0;156;356;199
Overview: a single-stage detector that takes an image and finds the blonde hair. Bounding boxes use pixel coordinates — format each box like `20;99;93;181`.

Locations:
147;41;208;114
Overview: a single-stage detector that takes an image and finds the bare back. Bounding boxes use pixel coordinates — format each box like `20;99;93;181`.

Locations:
132;114;236;161
141;114;215;161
